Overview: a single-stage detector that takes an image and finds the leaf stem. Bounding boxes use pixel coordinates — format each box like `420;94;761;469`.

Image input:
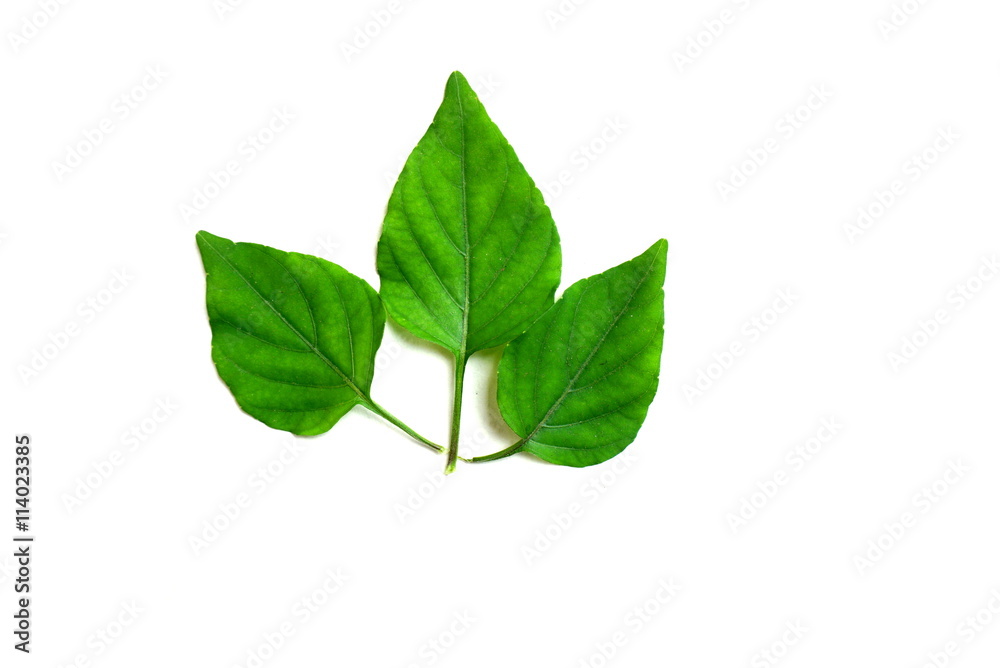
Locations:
364;401;444;454
468;440;526;463
445;355;468;474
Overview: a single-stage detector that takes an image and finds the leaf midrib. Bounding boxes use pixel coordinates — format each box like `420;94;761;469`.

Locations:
455;75;471;363
199;233;369;404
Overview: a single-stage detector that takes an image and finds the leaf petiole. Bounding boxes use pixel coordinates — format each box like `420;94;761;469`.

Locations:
362;400;445;455
444;355;468;475
468;440;526;463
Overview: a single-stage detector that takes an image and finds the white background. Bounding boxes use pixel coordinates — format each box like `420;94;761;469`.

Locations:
3;0;1000;666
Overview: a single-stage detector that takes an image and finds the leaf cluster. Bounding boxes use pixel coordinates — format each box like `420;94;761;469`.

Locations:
196;72;667;473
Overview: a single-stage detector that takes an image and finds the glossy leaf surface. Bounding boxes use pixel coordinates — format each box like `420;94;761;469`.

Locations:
377;71;561;358
497;240;667;467
196;231;384;435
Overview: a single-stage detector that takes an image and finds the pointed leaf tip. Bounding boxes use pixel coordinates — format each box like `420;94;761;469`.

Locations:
377;68;562;355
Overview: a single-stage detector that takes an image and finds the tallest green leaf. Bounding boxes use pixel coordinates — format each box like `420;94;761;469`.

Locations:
376;72;562;357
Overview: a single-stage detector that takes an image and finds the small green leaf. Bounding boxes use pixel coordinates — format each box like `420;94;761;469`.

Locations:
377;71;561;359
496;240;667;467
195;231;384;436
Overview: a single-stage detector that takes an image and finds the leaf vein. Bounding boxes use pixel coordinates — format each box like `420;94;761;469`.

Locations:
217;349;348;390
248;244;318;346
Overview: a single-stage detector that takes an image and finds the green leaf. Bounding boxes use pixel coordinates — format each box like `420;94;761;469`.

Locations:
496;240;667;467
195;231;384;436
376;71;561;359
